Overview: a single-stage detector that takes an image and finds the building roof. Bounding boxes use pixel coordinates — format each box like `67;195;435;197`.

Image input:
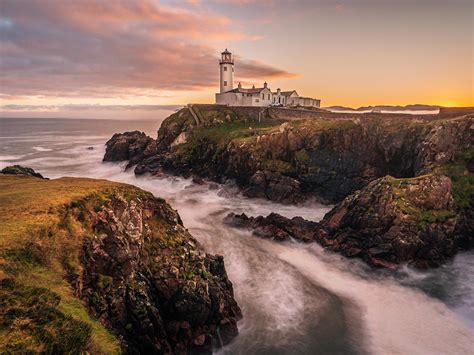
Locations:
227;87;266;94
221;48;232;54
281;90;298;97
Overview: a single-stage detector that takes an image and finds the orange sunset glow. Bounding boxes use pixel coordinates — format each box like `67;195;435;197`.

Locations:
0;0;472;118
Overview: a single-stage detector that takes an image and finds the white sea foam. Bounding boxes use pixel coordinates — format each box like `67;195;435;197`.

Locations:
32;146;52;152
0;154;26;161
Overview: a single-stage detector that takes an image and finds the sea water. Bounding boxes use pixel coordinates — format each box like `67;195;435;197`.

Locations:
1;117;473;354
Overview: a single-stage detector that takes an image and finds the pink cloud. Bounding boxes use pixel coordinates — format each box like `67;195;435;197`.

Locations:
0;0;293;99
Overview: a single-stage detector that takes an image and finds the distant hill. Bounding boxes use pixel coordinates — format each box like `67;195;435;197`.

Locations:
325;104;440;112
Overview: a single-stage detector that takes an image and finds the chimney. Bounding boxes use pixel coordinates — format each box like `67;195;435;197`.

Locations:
277;88;281;94
238;82;242;89
252;84;255;89
264;81;267;89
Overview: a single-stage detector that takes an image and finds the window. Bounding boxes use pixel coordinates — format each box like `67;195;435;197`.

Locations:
256;99;259;102
268;94;270;100
262;94;264;99
224;67;227;71
224;81;227;86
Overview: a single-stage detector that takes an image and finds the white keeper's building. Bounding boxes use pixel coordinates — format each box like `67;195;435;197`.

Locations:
215;49;320;108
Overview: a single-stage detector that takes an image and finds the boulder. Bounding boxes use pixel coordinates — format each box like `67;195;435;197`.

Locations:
243;170;304;204
228;174;467;269
1;165;46;179
225;212;319;243
76;192;242;353
103;131;157;169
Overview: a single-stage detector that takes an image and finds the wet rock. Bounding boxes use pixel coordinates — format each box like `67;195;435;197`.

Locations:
103;107;472;205
228;173;468;269
103;131;157;170
192;175;205;185
1;165;47;179
74;193;241;353
225;212;320;243
242;170;304;204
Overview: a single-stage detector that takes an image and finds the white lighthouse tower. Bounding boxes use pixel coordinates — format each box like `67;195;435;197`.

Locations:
219;49;234;93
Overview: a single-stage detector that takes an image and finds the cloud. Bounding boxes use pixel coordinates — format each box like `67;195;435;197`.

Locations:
0;104;183;112
0;0;294;99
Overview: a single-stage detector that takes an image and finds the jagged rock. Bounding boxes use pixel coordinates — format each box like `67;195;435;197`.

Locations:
227;174;469;269
0;174;241;353
75;193;242;353
1;165;46;179
103;131;157;169
103;107;472;205
225;212;319;242
320;174;461;268
242;170;304;204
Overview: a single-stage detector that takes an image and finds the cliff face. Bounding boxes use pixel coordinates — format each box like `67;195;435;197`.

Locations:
105;107;472;204
103;106;473;268
0;174;241;353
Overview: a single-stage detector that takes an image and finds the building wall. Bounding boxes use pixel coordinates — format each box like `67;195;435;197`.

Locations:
255;88;272;107
290;97;321;108
216;92;242;105
216;87;320;108
272;93;286;105
219;63;234;93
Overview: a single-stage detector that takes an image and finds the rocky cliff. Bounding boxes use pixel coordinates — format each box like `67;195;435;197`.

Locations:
227;173;471;269
104;106;472;204
0;172;241;353
103;106;473;268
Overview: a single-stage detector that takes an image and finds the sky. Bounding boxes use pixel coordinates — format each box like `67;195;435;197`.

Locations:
0;0;472;118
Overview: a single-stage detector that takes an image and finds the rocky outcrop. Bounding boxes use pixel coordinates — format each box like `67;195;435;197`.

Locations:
320;174;463;269
242;170;304;204
225;212;319;243
226;173;470;269
0;174;241;353
104;106;472;204
103;131;157;169
102;107;473;268
1;165;46;179
72;192;242;353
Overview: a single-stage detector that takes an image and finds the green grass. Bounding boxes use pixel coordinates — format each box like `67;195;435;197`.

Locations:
0;278;91;353
440;147;474;209
292;117;357;131
383;175;457;230
0;175;130;353
295;149;310;163
262;159;295;174
191;120;278;148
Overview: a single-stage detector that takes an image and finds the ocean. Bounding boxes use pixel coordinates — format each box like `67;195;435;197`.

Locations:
1;116;473;354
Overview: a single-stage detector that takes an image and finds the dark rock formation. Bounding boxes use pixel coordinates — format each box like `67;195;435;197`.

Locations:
73;192;242;353
104;131;157;170
227;174;469;269
0;173;241;353
102;106;473;268
225;212;319;243
242;170;304;204
1;165;46;179
320;174;462;269
106;106;472;204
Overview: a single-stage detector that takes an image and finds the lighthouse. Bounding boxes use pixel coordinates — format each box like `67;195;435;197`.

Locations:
219;49;234;93
215;48;321;108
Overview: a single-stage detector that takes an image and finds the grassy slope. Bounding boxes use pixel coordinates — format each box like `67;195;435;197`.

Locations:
0;175;127;353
